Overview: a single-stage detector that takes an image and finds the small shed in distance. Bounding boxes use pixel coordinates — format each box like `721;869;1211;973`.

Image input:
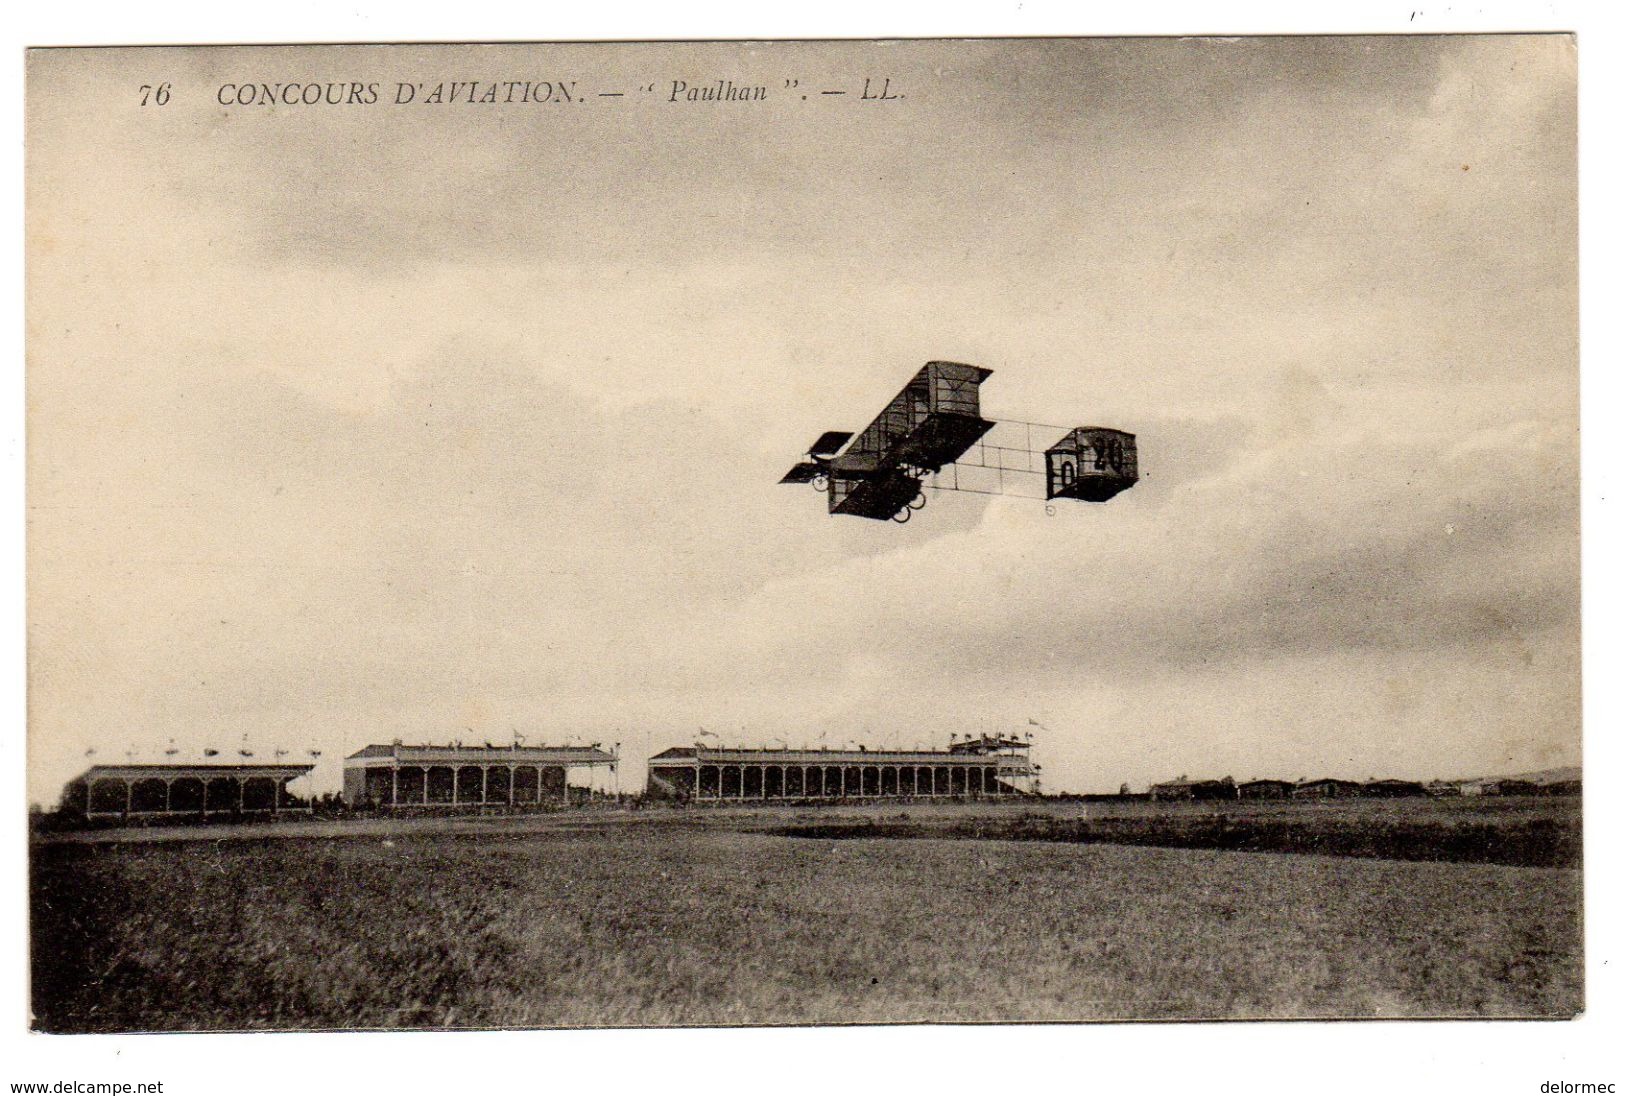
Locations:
1460;778;1540;797
1292;778;1365;799
1149;776;1238;802
1363;778;1427;798
1238;778;1295;800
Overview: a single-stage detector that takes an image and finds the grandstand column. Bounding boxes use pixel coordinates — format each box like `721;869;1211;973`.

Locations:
508;764;516;806
391;767;399;807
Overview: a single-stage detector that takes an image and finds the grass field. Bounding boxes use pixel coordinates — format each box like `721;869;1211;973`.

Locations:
31;806;1582;1031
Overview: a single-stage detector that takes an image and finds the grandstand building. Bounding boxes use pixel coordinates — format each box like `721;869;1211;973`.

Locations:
342;741;618;809
62;762;315;821
646;734;1035;801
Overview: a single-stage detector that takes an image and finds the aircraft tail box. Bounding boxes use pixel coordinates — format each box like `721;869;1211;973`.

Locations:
1045;427;1139;502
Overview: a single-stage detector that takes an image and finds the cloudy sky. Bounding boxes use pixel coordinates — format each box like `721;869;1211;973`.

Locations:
26;37;1576;801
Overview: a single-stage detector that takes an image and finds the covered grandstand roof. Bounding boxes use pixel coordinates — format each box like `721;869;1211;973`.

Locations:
346;743;617;764
649;745;1020;766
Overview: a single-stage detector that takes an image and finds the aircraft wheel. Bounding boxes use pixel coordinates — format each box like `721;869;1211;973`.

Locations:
811;473;829;492
907;491;927;510
891;507;912;524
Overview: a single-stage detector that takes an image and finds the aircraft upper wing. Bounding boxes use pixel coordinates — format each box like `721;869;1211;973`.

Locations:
834;361;995;476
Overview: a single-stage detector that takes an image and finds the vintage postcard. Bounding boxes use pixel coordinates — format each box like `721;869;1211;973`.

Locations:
26;36;1579;1034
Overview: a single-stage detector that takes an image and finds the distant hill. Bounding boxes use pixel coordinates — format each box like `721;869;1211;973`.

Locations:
1449;765;1580;786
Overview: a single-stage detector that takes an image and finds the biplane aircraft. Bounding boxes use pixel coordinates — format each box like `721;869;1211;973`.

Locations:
781;361;1138;523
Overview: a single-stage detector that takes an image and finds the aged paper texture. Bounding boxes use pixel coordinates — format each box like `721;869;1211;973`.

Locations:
26;37;1579;1033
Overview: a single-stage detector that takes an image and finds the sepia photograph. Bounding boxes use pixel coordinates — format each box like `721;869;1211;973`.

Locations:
22;28;1586;1048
